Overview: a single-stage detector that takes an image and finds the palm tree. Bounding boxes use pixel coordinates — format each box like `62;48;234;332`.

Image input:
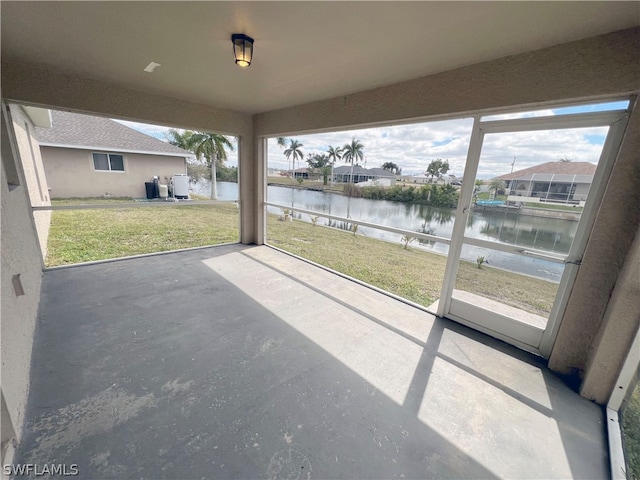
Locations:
277;137;288;148
489;179;506;200
341;137;364;184
189;132;235;200
381;161;401;175
284;139;304;181
327;145;342;185
167;129;207;183
166;129;195;150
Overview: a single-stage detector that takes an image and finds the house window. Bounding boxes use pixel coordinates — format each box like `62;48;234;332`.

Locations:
93;153;124;172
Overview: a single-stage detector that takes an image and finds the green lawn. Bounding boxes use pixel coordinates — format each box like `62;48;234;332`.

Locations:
624;383;640;480
51;197;135;205
267;216;557;316
46;199;557;316
46;203;239;266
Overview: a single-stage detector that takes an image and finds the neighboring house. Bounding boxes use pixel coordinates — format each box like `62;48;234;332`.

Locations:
431;174;462;185
267;168;285;177
401;174;462;185
497;161;596;204
401;174;431;184
333;165;396;185
35;110;193;198
293;167;310;179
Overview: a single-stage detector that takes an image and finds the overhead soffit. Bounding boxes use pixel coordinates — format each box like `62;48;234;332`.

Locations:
1;2;639;115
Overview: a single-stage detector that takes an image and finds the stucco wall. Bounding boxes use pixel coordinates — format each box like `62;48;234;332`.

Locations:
549;103;640;391
254;28;640;136
1;106;43;444
41;147;186;198
8;105;51;257
580;224;640;403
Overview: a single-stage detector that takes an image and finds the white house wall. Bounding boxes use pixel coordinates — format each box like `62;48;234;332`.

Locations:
41;146;186;198
573;183;591;202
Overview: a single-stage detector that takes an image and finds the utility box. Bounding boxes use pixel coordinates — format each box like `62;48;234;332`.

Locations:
172;174;189;199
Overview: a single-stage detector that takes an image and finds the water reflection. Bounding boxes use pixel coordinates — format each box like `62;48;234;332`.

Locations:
473;212;575;254
415;203;454;226
193;182;578;282
416;223;437;248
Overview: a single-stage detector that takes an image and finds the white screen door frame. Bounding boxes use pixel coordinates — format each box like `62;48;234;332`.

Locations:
437;106;630;356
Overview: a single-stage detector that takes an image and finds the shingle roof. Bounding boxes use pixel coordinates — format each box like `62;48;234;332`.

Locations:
496;161;597;180
333;165;395;177
35;110;192;157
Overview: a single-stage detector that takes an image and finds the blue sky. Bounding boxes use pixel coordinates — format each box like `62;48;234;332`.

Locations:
115;100;626;179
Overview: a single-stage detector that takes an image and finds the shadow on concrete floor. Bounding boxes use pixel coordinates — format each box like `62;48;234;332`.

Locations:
16;244;607;479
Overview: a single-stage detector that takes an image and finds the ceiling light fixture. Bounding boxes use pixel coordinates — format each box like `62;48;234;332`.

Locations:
231;33;254;67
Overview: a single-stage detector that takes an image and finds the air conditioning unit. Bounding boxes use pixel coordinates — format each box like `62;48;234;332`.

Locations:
172;174;189;199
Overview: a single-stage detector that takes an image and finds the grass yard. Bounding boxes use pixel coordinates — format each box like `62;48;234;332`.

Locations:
623;383;640;480
46;199;557;317
46;203;239;266
267;216;557;316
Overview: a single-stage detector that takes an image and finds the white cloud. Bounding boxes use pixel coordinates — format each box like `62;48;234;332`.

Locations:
112;119;239;167
268;119;608;178
268;118;475;175
112;114;609;179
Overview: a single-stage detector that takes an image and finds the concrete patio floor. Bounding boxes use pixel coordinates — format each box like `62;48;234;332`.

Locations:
16;244;608;479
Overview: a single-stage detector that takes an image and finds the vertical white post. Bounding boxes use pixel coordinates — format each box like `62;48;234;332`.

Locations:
437;117;484;317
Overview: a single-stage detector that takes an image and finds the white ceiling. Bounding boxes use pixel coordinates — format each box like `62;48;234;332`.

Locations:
2;2;639;114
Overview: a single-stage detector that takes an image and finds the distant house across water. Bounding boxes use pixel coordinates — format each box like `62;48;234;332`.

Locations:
333;165;396;185
400;173;462;185
496;161;596;205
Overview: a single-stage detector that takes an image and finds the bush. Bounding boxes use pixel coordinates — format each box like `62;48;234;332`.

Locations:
385;185;405;202
217;165;238;182
430;184;458;208
346;182;459;208
361;186;386;200
343;183;363;197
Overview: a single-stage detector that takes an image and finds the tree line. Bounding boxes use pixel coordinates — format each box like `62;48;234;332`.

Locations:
278;137;365;185
167;126;461;206
354;183;459;208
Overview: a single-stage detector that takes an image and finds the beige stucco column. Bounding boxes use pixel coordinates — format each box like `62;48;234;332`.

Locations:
578;223;640;403
237;131;263;245
548;104;640;402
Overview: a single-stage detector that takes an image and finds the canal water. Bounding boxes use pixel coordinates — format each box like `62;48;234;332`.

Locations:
191;180;578;282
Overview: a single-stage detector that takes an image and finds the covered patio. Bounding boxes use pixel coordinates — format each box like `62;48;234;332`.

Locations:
2;3;639;479
18;245;606;479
